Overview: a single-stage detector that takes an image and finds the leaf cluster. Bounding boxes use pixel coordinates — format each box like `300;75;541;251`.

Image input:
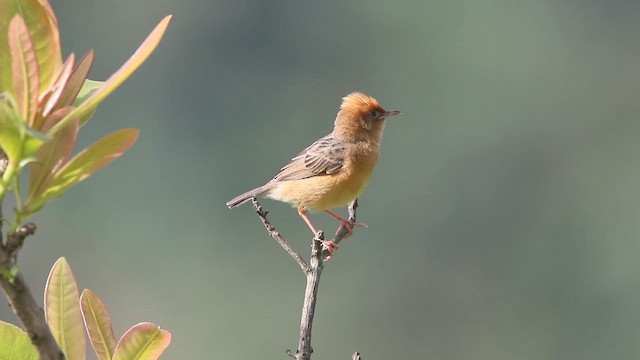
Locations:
0;258;171;360
0;0;171;233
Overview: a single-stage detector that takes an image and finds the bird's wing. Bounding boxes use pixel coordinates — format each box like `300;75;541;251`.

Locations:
273;134;346;181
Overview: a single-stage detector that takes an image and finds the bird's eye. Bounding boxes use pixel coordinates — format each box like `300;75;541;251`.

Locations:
370;109;380;118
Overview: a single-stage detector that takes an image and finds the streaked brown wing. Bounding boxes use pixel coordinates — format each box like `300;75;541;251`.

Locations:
273;134;346;181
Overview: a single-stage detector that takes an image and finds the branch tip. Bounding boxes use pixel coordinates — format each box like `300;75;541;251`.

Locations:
251;198;309;273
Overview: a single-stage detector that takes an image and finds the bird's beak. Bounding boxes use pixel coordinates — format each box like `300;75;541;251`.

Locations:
384;110;402;117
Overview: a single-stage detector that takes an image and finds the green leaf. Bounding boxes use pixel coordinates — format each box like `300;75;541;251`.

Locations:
73;79;102;125
8;15;40;125
48;15;172;135
0;321;38;360
0;0;62;94
80;290;116;360
28;128;138;210
112;323;171;360
0;93;48;163
44;257;86;360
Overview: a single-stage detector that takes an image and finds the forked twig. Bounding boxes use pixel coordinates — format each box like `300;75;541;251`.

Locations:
251;197;361;359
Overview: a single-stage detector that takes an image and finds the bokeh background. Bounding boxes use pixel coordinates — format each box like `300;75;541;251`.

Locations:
2;0;640;359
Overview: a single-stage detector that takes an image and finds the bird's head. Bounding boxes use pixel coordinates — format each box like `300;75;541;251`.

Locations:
333;92;401;143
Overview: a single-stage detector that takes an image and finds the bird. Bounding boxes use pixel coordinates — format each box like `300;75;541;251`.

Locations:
226;92;400;254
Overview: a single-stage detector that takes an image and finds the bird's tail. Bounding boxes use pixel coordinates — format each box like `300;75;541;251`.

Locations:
226;185;271;208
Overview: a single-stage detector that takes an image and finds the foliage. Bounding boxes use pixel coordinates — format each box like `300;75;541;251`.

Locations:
0;0;171;233
0;0;172;358
0;258;171;360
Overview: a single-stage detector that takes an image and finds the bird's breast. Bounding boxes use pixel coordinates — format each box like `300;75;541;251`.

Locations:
267;143;380;211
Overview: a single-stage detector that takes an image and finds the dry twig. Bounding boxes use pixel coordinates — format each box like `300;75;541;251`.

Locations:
251;198;361;359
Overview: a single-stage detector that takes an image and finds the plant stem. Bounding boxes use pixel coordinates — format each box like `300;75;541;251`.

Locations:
0;150;65;359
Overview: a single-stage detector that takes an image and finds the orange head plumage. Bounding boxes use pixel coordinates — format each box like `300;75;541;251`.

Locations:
333;92;401;144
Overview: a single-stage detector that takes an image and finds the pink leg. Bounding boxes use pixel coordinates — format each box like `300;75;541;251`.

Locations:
298;208;319;234
324;209;367;238
298;208;339;256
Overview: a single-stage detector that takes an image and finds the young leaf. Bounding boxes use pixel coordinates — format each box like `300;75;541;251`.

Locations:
40;53;75;119
0;94;48;163
0;94;26;162
9;15;40;124
28;128;138;210
56;51;94;111
0;321;38;359
48;15;172;135
0;0;62;94
26;108;78;212
44;257;86;360
80;290;117;360
73;79;103;125
112;323;171;360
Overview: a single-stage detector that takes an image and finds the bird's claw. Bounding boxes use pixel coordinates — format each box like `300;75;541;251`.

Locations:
335;220;367;238
320;240;339;260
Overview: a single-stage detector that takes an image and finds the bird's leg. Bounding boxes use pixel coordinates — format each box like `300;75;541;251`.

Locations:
298;208;339;256
324;209;367;238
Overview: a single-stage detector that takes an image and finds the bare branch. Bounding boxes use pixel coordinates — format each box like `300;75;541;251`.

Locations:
5;222;36;258
290;232;325;360
251;197;309;273
0;223;65;360
251;198;361;359
331;199;359;247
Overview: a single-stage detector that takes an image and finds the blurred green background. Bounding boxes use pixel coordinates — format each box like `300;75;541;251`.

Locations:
3;0;640;359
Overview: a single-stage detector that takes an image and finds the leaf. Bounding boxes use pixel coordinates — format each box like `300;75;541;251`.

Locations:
27;128;138;210
112;323;171;360
80;290;116;360
44;257;86;360
57;51;94;111
0;321;38;359
0;93;48;163
26;107;78;212
48;15;172;135
38;0;59;28
9;15;40;124
0;0;62;94
40;53;75;119
73;79;102;125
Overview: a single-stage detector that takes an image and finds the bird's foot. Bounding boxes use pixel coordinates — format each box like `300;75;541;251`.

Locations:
320;240;339;260
335;219;367;238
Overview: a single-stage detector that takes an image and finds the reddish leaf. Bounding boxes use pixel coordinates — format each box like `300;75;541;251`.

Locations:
113;323;171;360
56;51;94;110
41;53;75;118
9;15;40;124
26;107;78;212
38;0;59;27
29;129;138;210
0;0;62;93
48;15;172;135
80;290;116;360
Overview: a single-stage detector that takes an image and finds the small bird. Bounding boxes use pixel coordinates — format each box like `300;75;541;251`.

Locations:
226;92;400;253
